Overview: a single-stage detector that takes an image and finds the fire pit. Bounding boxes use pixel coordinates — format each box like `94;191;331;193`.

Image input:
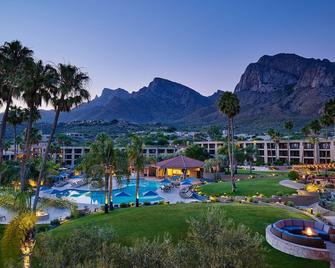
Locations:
302;227;318;237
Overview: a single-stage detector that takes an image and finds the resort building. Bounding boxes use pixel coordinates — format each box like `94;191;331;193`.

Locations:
194;141;225;156
142;146;179;158
196;139;335;164
60;146;90;166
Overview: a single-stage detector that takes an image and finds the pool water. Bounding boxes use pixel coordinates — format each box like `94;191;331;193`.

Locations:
52;179;164;205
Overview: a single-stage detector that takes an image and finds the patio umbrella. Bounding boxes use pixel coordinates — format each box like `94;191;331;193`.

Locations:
115;191;131;197
161;178;171;184
181;181;192;186
143;190;158;197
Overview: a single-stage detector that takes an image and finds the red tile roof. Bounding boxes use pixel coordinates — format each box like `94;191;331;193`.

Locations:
154;155;204;169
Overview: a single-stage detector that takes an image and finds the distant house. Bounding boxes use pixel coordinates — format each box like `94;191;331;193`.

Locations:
144;155;204;178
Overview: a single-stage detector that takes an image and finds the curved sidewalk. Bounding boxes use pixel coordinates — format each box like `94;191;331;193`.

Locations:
280;179;304;190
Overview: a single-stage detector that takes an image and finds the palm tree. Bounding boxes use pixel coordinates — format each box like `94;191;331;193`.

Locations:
128;135;144;207
7;105;25;159
309;120;321;164
284;121;293;164
323;98;335;137
33;64;89;211
19;60;54;192
0;41;33;163
267;128;281;164
320;114;332;139
244;144;258;173
217;92;240;192
80;133;115;213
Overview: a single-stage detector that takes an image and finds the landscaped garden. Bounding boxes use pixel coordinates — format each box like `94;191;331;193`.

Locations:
43;203;326;268
199;171;296;197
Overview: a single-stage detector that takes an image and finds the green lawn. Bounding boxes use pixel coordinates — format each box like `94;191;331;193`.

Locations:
49;203;327;268
200;172;295;197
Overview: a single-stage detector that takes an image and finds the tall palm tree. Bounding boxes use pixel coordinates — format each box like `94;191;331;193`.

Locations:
0;41;33;163
80;133;115;213
268;128;281;163
284;121;293;164
217;92;240;192
309;120;321;164
128;135;144;207
33;64;90;211
7;105;25;160
19;60;54;192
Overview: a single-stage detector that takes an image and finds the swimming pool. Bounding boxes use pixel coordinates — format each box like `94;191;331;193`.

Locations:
51;179;164;205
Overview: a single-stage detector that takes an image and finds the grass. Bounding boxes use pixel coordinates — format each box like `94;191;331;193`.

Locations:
49;203;327;268
200;171;296;197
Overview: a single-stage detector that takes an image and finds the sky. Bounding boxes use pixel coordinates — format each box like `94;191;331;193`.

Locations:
0;0;335;100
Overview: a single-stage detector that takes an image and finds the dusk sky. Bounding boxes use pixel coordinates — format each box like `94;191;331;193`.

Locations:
1;0;334;98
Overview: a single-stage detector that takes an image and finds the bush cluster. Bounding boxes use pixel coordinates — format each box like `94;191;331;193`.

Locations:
33;207;266;268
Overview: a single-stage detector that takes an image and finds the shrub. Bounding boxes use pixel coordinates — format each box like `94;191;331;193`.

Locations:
34;226;117;267
288;171;299;181
180;207;266;268
275;191;284;196
120;203;128;208
285;201;295;207
143;201;151;206
50;219;60;227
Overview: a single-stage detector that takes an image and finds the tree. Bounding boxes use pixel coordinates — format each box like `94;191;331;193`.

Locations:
267;128;281;163
1;191;36;268
309;120;321;164
33;64;90;211
184;144;210;161
80;133;115;213
19;59;55;192
7;105;25;159
128;135;144;207
207;125;222;140
284;121;294;163
218;92;240;192
284;120;293;135
244;144;258;173
320;114;332;139
0;40;33;163
323;98;335;137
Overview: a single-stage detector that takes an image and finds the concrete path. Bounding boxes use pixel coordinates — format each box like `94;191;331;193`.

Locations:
280;179;305;190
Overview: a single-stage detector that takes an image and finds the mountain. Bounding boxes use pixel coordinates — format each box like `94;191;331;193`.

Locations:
36;53;335;131
234;53;335;129
55;77;223;124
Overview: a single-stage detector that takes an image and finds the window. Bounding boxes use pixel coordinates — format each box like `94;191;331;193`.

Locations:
65;149;72;154
304;143;314;149
74;149;82;154
158;149;165;154
167;149;174;154
65;155;72;160
209;144;215;149
149;149;156;154
320;151;330;158
209;150;215;155
303;151;314;157
319;143;330;149
279;151;288;156
290;151;300;157
256;143;264;149
279;143;288;149
142;149;147;153
290;143;300;149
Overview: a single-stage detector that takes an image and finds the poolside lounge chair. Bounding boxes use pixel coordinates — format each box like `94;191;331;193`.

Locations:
54;180;68;187
179;187;194;199
71;179;86;188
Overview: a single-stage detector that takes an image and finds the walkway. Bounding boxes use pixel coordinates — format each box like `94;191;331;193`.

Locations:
280;179;304;190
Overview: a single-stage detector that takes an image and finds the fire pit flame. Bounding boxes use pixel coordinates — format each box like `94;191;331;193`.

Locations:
303;227;317;237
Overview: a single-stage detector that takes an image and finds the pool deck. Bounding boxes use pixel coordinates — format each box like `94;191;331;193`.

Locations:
0;180;198;224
